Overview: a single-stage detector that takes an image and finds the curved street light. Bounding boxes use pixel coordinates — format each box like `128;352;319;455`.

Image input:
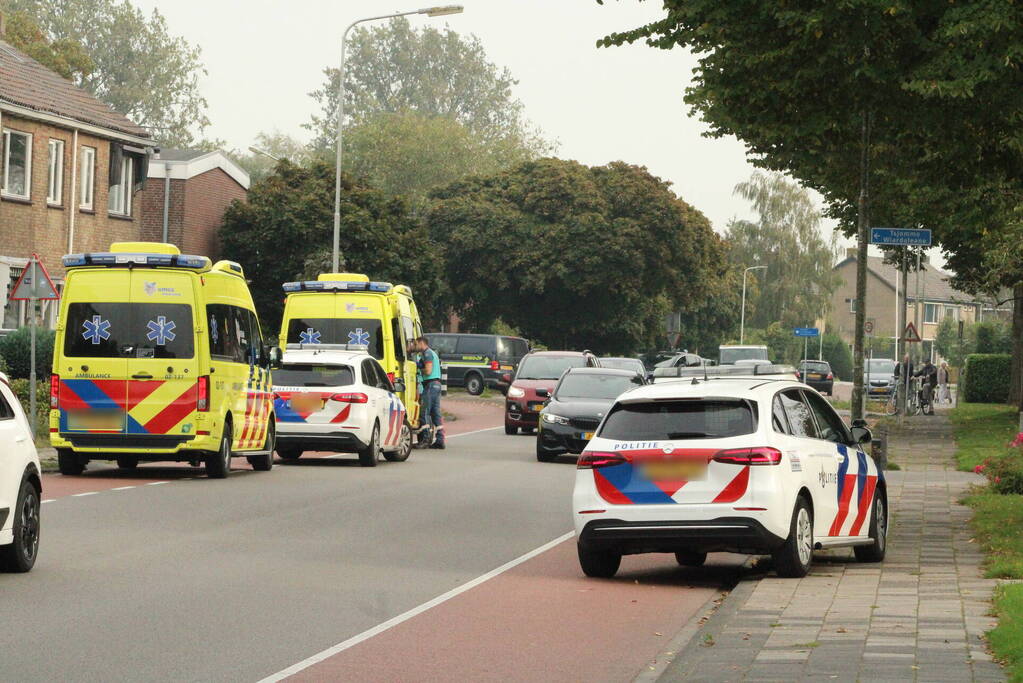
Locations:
331;5;465;273
740;265;767;344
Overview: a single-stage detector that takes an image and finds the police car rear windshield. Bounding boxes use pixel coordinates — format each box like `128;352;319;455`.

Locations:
598;399;757;440
556;373;643;400
516;356;588;380
64;303;194;359
286;318;384;360
273;364;354;388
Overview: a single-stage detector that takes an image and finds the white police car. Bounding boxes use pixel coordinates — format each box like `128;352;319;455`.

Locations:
0;372;42;572
272;345;412;467
573;365;885;578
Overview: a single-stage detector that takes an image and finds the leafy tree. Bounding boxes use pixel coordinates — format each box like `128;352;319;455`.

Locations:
5;0;210;147
342;111;535;205
725;172;839;330
821;333;853;382
0;326;54;380
230;130;314;185
1;8;92;80
428;158;721;354
307;17;551;158
677;259;743;356
219;160;445;333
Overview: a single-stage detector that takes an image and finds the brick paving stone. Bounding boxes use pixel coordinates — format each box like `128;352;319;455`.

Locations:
658;412;1006;682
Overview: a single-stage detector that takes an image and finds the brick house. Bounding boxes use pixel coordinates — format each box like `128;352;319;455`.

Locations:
828;249;1011;360
0;35;153;330
140;149;249;260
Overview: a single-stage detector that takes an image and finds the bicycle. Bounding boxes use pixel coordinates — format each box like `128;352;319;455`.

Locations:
885;375;921;416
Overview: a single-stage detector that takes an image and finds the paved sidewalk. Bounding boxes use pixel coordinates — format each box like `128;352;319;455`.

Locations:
658;413;1004;682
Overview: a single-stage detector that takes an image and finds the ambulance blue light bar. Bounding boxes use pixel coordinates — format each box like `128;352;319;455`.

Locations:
282;280;393;293
63;252;211;269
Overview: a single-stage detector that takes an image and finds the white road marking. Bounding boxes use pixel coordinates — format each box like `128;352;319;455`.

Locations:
111;486;136;491
257;530;575;682
72;491;98;497
41;499;55;504
446;426;502;439
145;481;169;486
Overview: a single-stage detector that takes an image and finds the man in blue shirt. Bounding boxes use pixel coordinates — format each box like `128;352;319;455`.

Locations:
415;336;444;449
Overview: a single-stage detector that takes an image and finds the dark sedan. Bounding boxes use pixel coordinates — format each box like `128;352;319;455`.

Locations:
535;367;645;462
798;359;834;396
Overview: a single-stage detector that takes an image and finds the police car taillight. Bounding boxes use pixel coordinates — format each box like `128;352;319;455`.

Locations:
197;376;210;412
712;447;782;466
331;392;368;404
50;373;59;409
577;451;627;469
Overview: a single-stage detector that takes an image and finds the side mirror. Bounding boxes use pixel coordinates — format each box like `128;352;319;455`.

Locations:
850;426;872;445
536;388;550;398
392;379;406;394
268;346;283;369
851;418;868;428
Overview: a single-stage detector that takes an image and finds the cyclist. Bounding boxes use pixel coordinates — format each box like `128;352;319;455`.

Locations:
914;358;938;414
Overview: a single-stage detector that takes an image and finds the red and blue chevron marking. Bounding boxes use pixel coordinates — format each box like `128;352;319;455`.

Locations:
383;394;404;445
592;448;749;505
828;445;878;536
58;378;196;435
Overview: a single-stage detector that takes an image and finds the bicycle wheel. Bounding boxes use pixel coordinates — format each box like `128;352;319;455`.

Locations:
885;393;898;416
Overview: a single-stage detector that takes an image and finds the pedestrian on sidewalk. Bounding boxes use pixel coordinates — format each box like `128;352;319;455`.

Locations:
415;336;445;449
938;360;951;403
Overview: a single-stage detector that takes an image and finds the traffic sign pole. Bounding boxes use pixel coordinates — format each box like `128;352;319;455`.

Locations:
10;255;61;440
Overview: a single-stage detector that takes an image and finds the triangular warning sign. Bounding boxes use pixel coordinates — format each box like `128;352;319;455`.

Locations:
10;254;60;300
902;321;921;343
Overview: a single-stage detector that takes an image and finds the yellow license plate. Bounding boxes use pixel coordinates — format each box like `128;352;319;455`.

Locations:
583;432;594;440
532;404;544;412
67;412;123;431
809;373;823;379
291;395;323;412
641;460;707;481
501;365;514;370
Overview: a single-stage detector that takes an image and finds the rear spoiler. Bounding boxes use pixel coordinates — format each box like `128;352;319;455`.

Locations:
652;364;798;382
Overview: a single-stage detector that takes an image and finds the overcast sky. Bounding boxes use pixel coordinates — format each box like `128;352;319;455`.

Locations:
132;0;895;259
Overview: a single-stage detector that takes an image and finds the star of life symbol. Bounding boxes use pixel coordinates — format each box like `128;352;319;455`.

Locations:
300;328;321;344
82;315;111;345
146;316;177;345
348;328;370;346
210;315;219;344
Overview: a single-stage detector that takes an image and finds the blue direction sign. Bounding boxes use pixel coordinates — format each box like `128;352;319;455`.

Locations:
870;227;932;246
794;327;819;337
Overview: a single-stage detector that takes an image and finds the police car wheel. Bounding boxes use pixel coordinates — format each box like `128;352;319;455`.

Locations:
773;496;813;578
674;551;707;567
0;478;40;573
577;544;621;578
57;449;85;476
247;422;275;471
384;422;412;462
854;490;887;563
115;456;139;470
465;374;484;396
207;425;232;479
359;423;381;467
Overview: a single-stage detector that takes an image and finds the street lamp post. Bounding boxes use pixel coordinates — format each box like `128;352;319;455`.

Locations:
331;5;464;273
248;146;279;161
740;265;767;344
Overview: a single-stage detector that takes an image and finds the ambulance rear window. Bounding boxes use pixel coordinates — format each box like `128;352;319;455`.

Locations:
286;318;384;359
598;399;757;441
273;364;354;388
63;303;194;359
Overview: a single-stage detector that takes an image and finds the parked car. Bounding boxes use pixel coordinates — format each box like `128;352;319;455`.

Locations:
719;345;769;365
425;333;529;395
798;360;834;395
273;345;412;467
0;372;41;572
864;358;897;397
505;351;600;434
653;352;705;369
536;367;645;462
599;357;646;376
573;373;885;579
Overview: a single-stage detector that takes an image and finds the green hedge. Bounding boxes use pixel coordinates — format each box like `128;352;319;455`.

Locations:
0;327;55;380
10;379;50;435
963;353;1012;403
821;333;853;381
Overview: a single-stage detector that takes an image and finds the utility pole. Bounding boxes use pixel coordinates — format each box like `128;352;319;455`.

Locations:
899;248;909;416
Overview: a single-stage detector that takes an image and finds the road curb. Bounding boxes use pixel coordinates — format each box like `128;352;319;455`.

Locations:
633;558;756;683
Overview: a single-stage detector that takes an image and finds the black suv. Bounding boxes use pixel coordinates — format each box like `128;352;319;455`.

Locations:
424;333;530;395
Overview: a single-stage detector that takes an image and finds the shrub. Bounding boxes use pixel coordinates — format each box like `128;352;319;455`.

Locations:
821;333;853;380
963;353;1011;403
0;326;55;380
10;378;50;436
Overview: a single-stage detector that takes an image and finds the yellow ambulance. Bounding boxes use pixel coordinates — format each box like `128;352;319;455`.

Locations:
50;242;279;478
280;273;423;431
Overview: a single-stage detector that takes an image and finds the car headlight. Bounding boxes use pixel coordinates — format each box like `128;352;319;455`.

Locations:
541;412;569;425
507;386;525;399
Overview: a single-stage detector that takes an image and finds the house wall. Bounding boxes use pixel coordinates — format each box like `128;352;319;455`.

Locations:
139;177;185;246
182;168;245;260
829;260;898;344
0;112;141;280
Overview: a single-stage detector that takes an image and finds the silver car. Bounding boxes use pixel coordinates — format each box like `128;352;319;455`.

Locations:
864;358;897;397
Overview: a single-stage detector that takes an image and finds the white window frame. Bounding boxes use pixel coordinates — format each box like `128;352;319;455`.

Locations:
944;305;958;322
848;298;857;313
47;138;64;205
79;146;95;210
924;303;939;324
2;129;32;200
108;155;133;217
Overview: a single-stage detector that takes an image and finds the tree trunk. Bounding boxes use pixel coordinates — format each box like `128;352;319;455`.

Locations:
1011;282;1023;409
851;111;871;422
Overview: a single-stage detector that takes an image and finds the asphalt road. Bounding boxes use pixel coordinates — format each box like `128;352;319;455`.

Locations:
1;412;734;682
